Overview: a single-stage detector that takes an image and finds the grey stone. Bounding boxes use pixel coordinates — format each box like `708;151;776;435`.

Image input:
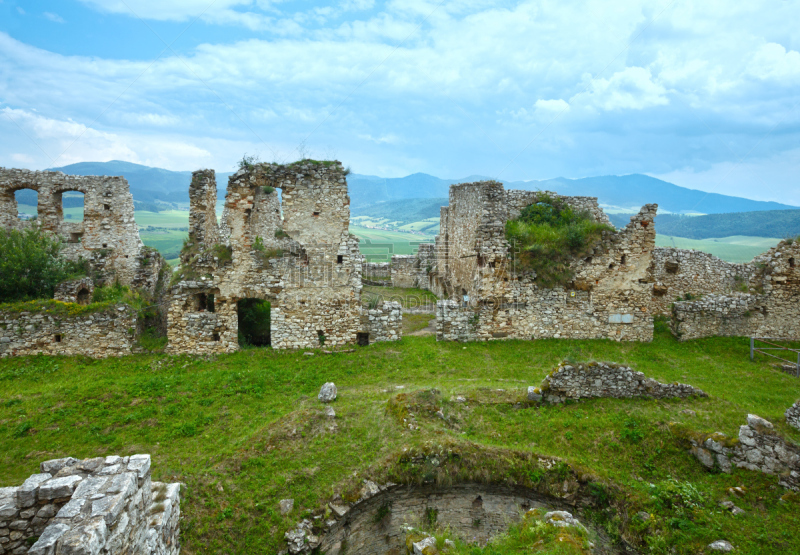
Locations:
56;498;87;519
543;510;587;531
106;473;136;498
746;414;773;430
0;502;17;520
127;454;151;480
708;540;734;552
27;523;70;555
35;505;56;519
58;517;108;555
526;386;542;402
17;473;51;507
324;406;336;419
38;475;83;500
328;503;348;518
786;400;800;431
103;456;122;466
279;499;294;515
91;493;127;525
412;536;437;555
691;446;716;470
40;458;78;475
72;476;109;499
318;382;337;403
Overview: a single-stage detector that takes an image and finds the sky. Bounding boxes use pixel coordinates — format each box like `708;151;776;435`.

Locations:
0;0;799;205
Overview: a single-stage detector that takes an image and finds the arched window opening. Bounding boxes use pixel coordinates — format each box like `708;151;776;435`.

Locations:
76;288;90;305
61;191;84;222
14;189;37;221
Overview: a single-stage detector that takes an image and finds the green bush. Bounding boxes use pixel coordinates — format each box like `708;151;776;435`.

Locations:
0;226;87;303
505;194;613;287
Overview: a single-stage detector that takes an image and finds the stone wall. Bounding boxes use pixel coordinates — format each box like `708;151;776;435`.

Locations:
188;170;219;247
685;414;800;491
361;301;402;343
528;361;707;403
671;240;800;341
53;278;95;305
414;243;436;292
648;248;754;316
298;483;578;555
0;168;144;287
0;454;180;555
390;255;417;288
786;400;800;432
0;305;137;358
432;180;657;343
165;161;392;353
361;262;390;279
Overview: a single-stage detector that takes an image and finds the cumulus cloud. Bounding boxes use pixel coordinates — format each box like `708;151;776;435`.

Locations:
43;12;65;23
572;67;669;111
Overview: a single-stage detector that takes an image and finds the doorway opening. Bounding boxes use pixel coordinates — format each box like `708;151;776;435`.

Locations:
237;298;271;347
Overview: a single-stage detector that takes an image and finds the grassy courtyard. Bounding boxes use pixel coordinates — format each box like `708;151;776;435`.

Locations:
1;326;799;554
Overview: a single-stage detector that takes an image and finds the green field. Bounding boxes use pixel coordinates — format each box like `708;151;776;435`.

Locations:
350;224;436;262
2;328;800;554
655;235;780;263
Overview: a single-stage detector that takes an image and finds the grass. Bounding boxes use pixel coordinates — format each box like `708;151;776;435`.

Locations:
402;313;434;335
655;235;780;263
2;327;800;554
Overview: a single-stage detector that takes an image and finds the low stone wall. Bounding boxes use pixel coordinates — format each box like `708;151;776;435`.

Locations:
685;414;800;490
529;361;707;403
362;301;402;343
361;262;390;279
786;400;800;431
671;293;763;341
390;255;417;288
53;278;95;305
0;304;137;358
0;455;180;555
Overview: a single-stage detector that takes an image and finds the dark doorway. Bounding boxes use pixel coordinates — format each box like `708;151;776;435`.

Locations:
76;288;90;305
237;298;271;347
357;332;370;346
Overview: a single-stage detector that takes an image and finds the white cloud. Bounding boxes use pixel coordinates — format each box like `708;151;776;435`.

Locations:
358;133;400;144
572;67;669;111
747;43;800;82
43;12;65;23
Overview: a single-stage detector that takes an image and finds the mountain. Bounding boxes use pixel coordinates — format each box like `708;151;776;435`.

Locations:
349;172;797;214
351;197;448;223
46;161;234;205
651;210;800;240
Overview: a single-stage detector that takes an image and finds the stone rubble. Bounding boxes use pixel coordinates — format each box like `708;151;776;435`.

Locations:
685;414;800;490
318;382;337;403
528;361;706;403
0;454;180;555
708;539;735;552
785;399;800;431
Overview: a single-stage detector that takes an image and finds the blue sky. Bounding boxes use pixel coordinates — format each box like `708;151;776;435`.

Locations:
1;0;799;204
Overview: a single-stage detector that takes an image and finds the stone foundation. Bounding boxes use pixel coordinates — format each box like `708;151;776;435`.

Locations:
0;305;137;358
0;455;180;555
362;301;402;343
786;400;800;431
390;255;417;288
529;361;707;403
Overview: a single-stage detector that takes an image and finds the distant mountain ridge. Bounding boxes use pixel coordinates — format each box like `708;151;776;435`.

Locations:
39;161;798;215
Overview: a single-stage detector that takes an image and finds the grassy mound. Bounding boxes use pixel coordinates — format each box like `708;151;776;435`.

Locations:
506;194;614;287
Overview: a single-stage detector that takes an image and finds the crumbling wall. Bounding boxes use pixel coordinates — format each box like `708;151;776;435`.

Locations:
527;361;707;403
166;161;373;353
361;301;402;343
648;248;755;315
505;189;612;227
53;278;95;305
413;244;436;291
362;262;390;279
433;180;657;342
0;304;137;358
0;454;180;555
390;255;416;288
188;170;219;247
685;414;800;490
671;240;800;341
0;168;144;287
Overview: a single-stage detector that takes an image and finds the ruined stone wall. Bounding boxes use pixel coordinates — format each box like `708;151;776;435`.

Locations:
0;455;180;555
648;248;755;316
362;301;402;343
434;198;658;343
0;305;137;358
529;361;707;403
362;262;390;279
318;484;570;555
413;244;436;292
686;414;800;491
0;168;144;286
188;170;219;246
671;240;800;341
53;278;95;305
390;255;417;288
166;162;371;353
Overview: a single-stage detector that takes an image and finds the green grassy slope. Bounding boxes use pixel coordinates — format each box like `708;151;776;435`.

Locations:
655;210;800;240
2;329;800;554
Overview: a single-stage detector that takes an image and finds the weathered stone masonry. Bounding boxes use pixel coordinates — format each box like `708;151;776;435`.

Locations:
0;454;180;555
166;161;401;354
0;168;147;288
431;181;657;342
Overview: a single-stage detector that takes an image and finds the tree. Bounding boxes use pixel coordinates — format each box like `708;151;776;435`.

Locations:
0;226;86;303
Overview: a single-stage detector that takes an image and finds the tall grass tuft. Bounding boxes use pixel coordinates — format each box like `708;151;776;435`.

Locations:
506;194;614;288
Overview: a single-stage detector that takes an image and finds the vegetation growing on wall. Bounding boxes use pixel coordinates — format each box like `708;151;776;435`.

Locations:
0;227;88;303
505;194;614;287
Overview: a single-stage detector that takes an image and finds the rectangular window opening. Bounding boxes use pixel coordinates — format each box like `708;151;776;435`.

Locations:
337;255;343;264
54;334;62;343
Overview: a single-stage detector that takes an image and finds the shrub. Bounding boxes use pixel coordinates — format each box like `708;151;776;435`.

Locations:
0;227;87;303
505;194;613;287
237;299;271;347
